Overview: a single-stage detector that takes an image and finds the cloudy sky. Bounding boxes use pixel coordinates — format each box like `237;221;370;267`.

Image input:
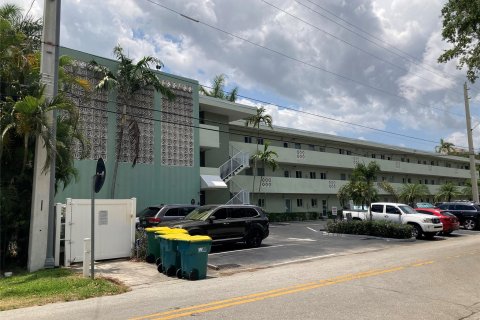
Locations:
13;0;480;152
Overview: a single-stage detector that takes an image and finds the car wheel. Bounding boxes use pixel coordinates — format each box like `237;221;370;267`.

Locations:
442;231;452;236
155;257;162;266
464;219;477;230
410;224;422;239
157;263;163;273
166;266;176;277
246;229;263;248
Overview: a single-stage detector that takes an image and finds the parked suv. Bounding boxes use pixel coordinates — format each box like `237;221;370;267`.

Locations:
436;202;480;230
136;204;198;228
164;204;269;247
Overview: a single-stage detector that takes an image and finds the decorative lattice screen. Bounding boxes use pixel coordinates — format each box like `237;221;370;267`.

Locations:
160;81;194;167
64;61;108;161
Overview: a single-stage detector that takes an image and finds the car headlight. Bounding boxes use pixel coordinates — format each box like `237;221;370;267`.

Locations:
422;218;433;223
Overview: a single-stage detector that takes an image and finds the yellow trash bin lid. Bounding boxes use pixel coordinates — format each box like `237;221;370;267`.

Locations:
186;235;212;242
160;233;191;241
145;227;171;233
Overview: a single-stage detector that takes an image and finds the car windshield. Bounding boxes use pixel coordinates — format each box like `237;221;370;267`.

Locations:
441;211;456;217
137;207;161;218
399;205;417;214
416;202;435;208
185;207;216;221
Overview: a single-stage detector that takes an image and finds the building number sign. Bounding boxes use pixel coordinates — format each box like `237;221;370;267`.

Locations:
297;150;305;159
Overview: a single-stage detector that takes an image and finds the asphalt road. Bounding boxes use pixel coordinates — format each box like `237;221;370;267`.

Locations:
2;222;480;320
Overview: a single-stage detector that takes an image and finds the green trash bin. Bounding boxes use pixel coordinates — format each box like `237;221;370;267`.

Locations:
158;233;191;276
177;235;212;281
145;227;171;263
154;228;188;267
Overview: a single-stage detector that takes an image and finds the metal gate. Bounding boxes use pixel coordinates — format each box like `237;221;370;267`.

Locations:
55;198;136;266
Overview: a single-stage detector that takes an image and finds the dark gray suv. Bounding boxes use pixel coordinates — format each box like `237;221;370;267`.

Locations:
136;204;198;228
436;202;480;230
163;204;269;247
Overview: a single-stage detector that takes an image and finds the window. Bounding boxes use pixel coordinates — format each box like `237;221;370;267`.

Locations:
371;204;383;213
431;180;435;185
164;208;179;217
283;142;288;148
340;173;346;180
257;137;264;145
381;155;385;160
308;144;315;151
311;199;318;207
257;199;265;208
284;170;290;178
423;160;427;165
245;168;253;176
446;163;451;168
401;158;405;162
407;178;411;183
295;143;301;149
339;149;345;154
257;168;265;176
387;156;391;160
382;176;386;181
213;208;228;219
199;111;205;124
407;158;410;163
425;179;428;184
386;205;400;214
371;154;376;159
310;172;316;179
402;178;406;183
419;180;422;184
297;199;303;207
322;200;327;215
296;171;302;178
346;150;351;155
455;204;474;211
418;160;421;164
319;147;325;152
431;161;435;166
320;172;327;180
244;136;252;143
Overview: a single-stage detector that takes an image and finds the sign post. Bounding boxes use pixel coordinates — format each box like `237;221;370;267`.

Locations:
91;158;106;279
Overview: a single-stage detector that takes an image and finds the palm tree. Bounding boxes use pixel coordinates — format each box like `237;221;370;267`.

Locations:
251;141;278;194
91;45;175;198
435;182;461;202
245;107;273;198
336;161;381;219
399;183;429;206
461;179;480;200
199;74;238;102
378;180;400;202
435;138;455;154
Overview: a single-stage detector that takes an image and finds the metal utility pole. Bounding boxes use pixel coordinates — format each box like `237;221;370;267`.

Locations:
464;82;479;203
28;0;61;272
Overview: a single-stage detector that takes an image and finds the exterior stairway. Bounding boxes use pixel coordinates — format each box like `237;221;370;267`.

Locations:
219;146;250;204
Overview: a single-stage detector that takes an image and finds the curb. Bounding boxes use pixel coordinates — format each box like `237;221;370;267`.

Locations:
321;231;417;242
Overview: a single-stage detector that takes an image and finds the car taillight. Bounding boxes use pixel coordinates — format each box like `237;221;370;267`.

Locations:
147;217;161;224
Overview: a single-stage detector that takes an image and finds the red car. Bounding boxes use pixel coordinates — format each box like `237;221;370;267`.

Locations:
415;208;460;235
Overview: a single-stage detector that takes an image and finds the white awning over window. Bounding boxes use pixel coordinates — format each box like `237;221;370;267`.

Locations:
200;175;227;189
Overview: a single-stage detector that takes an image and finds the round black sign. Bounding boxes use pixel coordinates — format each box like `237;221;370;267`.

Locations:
94;158;106;193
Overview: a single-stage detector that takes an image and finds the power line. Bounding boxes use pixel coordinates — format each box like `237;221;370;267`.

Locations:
261;0;465;101
143;0;464;118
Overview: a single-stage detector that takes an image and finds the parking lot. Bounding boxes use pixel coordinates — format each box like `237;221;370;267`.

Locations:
207;220;479;274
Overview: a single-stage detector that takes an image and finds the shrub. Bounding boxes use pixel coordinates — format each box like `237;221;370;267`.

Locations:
266;212;322;222
130;229;147;260
326;220;413;239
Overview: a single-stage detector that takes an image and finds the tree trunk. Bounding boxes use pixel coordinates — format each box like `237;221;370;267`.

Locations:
110;105;126;199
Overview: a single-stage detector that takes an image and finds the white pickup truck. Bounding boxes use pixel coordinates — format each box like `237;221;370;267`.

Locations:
342;202;443;239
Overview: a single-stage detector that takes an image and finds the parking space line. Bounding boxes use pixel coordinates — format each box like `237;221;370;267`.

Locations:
209;244;288;256
307;227;318;233
287;237;317;242
269;254;336;267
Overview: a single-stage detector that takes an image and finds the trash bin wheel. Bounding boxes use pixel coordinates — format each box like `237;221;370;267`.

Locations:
157;263;163;273
176;268;183;279
155;257;162;266
166;266;176;277
146;254;155;264
189;269;199;281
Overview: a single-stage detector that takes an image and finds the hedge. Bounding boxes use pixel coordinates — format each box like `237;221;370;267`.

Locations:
326;220;413;239
266;212;324;222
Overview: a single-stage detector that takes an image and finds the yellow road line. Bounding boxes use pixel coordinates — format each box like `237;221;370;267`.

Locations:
133;251;480;320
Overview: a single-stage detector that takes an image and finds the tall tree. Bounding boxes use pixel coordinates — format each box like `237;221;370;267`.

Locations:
245;107;273;199
91;45;174;198
438;0;480;83
399;183;429;206
336;161;381;218
461;179;480;200
378;180;400;203
435;182;462;202
199;74;238;102
435;138;455;154
251;141;278;194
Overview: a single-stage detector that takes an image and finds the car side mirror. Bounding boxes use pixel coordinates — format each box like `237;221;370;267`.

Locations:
208;216;216;223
